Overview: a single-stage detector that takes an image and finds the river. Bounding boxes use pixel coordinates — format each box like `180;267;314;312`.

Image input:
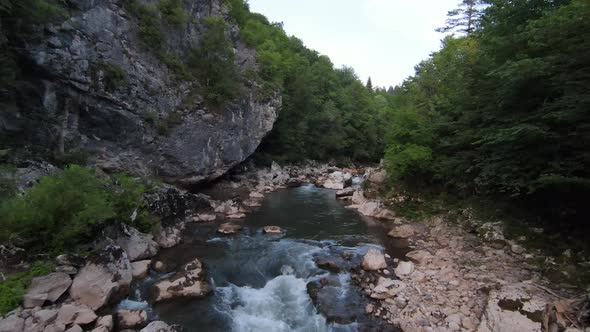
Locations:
118;184;406;331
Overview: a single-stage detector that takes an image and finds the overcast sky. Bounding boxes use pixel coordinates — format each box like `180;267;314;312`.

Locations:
248;0;458;88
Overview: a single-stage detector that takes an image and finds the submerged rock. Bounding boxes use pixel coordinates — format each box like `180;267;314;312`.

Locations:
23;272;72;308
362;249;387;271
263;226;282;234
151;259;210;303
70;245;132;310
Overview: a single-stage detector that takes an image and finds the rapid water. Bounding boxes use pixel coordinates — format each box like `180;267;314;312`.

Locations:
121;184;403;331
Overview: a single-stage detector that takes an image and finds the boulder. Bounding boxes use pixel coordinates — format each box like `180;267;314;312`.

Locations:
368;169;387;184
96;315;114;332
131;260;151;279
263;226;282;234
151;259;210;303
335;187;355;198
70;245;132;310
405;250;432;264
155;226;182;249
388;225;415;238
55;254;86;268
477;222;507;248
351;190;368;205
33;309;58;326
394;261;415;276
214;200;239;215
249;192;264;199
0;244;26;267
361;249;387;271
115;310;147;330
55;266;78;275
194;213;216;222
56;304;97;326
511;244;525;255
217;223;242;235
477;283;548;332
111;225;159;262
23;272;72;308
141;321;177;332
0;315;25;332
64;325;82;332
357;202;381;217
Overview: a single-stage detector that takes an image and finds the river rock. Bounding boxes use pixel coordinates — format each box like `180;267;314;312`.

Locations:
388;225;415;238
394;261;414;276
405;250;432;264
56;304;97;326
374;208;396;220
110;225;159;262
477;283;547;332
352;190;368;205
23;272;72;308
362;249;387;271
95;315;113;332
227;213;246;219
368;169;387;184
194;213;217;222
0;315;25;332
217;223;242;235
242;199;262;207
65;325;82;332
141;321;177;332
0;244;26;267
151;259;210;302
511;244;525;254
70;245;132;310
155;226;183;249
115;310;147;330
214;200;240;215
336;187;356;197
263;226;282;234
249;192;264;199
357;201;381;217
55;254;86;268
131;260;152;279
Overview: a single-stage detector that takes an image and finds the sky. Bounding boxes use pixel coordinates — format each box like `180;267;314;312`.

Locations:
248;0;458;88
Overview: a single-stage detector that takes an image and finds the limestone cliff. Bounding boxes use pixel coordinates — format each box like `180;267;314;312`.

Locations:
0;0;280;184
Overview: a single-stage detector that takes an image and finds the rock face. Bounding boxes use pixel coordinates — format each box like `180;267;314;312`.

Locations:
478;283;547;332
0;0;280;184
151;259;210;303
69;245;132;310
23;272;72;308
361;249;387;271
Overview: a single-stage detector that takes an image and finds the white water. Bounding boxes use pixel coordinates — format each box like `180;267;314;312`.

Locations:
223;273;328;332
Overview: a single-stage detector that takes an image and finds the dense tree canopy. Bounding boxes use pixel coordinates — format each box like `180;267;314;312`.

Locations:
226;0;386;163
382;0;590;224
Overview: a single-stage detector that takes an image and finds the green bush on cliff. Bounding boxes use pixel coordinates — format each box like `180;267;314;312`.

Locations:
0;261;53;316
158;0;187;26
189;16;240;106
0;165;150;252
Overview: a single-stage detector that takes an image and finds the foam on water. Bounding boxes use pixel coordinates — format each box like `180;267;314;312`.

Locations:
225;274;328;332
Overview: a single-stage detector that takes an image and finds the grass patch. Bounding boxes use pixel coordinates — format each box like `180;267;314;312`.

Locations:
0;261;53;316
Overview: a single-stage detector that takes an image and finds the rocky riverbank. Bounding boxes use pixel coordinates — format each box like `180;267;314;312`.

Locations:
0;161;588;332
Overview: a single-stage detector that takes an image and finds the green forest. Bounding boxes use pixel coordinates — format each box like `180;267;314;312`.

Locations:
226;0;590;229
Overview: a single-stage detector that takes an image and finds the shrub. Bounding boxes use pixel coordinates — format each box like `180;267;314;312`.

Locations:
0;165;149;252
158;0;187;26
125;0;163;51
189;17;240;106
157;110;183;136
101;63;127;91
0;261;53;316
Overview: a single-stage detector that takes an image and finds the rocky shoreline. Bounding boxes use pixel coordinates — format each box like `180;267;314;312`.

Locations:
0;162;588;332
